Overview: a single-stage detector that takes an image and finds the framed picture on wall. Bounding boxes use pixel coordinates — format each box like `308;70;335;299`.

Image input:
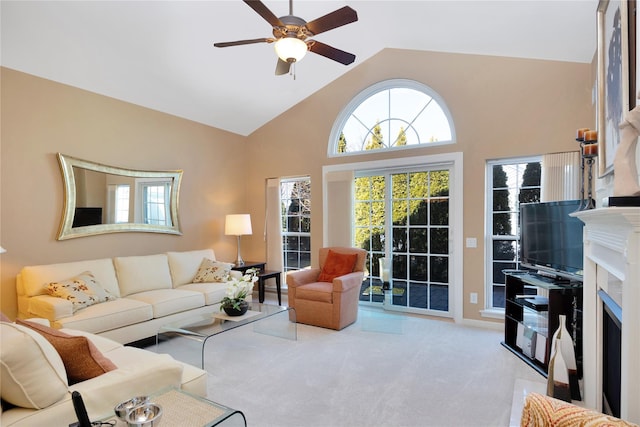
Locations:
597;0;631;177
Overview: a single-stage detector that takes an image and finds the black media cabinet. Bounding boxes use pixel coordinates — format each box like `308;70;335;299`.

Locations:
502;271;583;377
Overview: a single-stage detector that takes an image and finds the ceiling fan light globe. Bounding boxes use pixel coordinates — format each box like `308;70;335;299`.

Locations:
274;37;307;63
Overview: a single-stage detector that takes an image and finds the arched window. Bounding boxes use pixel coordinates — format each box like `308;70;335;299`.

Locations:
329;79;455;156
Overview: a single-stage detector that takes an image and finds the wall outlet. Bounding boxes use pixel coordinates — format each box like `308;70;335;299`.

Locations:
466;237;477;248
470;292;478;304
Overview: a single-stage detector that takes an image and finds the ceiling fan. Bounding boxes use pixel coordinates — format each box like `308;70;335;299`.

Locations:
214;0;358;76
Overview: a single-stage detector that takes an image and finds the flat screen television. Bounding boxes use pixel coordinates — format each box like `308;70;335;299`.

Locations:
520;199;584;280
72;207;102;228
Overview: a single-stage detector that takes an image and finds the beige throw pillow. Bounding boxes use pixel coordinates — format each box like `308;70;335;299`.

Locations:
46;271;116;312
192;258;232;283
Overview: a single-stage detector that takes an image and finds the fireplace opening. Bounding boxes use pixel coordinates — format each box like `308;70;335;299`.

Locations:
601;291;622;418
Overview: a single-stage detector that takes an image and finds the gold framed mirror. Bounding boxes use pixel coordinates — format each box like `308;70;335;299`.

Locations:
57;153;183;240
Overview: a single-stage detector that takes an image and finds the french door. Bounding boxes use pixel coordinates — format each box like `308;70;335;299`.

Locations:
356;166;452;316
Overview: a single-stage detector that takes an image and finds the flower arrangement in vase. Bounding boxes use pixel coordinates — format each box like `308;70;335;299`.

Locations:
220;268;258;316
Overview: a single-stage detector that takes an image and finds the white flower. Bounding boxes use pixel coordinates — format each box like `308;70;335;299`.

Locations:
220;268;259;310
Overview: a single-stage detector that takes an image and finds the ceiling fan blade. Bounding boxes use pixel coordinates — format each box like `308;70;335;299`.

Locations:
307;40;356;65
275;58;291;75
214;38;273;48
304;6;358;36
243;0;284;28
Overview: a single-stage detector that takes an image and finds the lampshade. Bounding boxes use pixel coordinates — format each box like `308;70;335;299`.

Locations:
274;37;307;63
0;246;5;254
225;214;252;236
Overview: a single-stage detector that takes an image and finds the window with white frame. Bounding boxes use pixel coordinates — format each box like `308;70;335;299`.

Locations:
135;180;172;226
486;157;541;310
328;79;455;156
280;177;311;273
114;185;130;223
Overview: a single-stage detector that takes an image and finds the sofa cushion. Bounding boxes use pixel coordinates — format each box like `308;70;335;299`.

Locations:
17;319;117;385
166;249;216;287
20;258;120;298
125;289;205;318
45;271;117;312
318;250;358;282
192;258;232;283
114;254;172;297
0;322;68;409
177;282;228;305
53;298;153;334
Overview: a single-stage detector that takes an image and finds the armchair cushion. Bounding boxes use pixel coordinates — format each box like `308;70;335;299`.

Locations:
16;319;116;385
317;250;358;282
296;282;333;303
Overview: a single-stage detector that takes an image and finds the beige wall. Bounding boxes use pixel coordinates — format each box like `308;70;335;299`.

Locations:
0;67;247;318
244;49;594;322
0;48;594;322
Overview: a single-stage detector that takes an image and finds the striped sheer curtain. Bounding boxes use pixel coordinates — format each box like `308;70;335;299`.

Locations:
540;151;580;202
265;178;284;272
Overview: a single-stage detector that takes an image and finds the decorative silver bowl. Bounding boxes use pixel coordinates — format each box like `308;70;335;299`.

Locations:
125;403;163;427
114;396;150;421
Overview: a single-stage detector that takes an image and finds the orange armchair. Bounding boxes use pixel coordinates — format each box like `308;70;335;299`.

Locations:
286;247;366;330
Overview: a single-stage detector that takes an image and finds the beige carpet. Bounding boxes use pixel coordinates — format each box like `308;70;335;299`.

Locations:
154;298;544;427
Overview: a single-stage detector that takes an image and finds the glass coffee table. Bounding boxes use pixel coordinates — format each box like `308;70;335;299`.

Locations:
157;302;296;368
103;388;246;426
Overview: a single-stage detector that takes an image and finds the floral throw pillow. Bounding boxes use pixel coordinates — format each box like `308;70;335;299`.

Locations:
46;271;117;312
192;258;233;283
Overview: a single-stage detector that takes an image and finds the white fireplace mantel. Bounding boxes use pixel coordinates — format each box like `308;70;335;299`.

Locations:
573;207;640;423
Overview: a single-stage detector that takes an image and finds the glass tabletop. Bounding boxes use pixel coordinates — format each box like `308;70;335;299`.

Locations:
157;302;296;368
158;302;293;340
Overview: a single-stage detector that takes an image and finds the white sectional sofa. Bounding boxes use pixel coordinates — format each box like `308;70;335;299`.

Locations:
1;319;207;427
16;249;245;344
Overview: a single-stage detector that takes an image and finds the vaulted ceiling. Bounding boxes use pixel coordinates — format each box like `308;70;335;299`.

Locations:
1;1;597;136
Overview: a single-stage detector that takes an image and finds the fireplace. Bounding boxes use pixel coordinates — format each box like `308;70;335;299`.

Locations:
573;208;639;424
600;290;621;418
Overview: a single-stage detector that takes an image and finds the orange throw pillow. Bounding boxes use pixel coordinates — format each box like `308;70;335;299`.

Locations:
16;319;117;385
318;250;358;282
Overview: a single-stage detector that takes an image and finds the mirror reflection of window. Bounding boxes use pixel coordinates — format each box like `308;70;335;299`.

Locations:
141;182;171;226
115;185;130;223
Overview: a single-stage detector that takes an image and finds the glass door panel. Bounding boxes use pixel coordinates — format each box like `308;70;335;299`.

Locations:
356;168;452;316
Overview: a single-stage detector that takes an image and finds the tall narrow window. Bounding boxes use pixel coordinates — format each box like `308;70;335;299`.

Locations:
486;158;541;310
281;177;311;273
115;185;130;223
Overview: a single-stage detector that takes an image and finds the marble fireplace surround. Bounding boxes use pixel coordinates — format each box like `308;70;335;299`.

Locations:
574;207;640;423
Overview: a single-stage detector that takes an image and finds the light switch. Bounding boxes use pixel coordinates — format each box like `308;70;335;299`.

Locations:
466;237;477;248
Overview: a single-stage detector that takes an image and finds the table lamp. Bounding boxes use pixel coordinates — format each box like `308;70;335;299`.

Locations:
225;214;252;266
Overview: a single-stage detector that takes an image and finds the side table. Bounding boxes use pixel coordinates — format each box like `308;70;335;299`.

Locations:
231;261;282;305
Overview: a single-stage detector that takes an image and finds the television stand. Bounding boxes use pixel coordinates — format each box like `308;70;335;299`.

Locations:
533;270;570;283
502;271;583;377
